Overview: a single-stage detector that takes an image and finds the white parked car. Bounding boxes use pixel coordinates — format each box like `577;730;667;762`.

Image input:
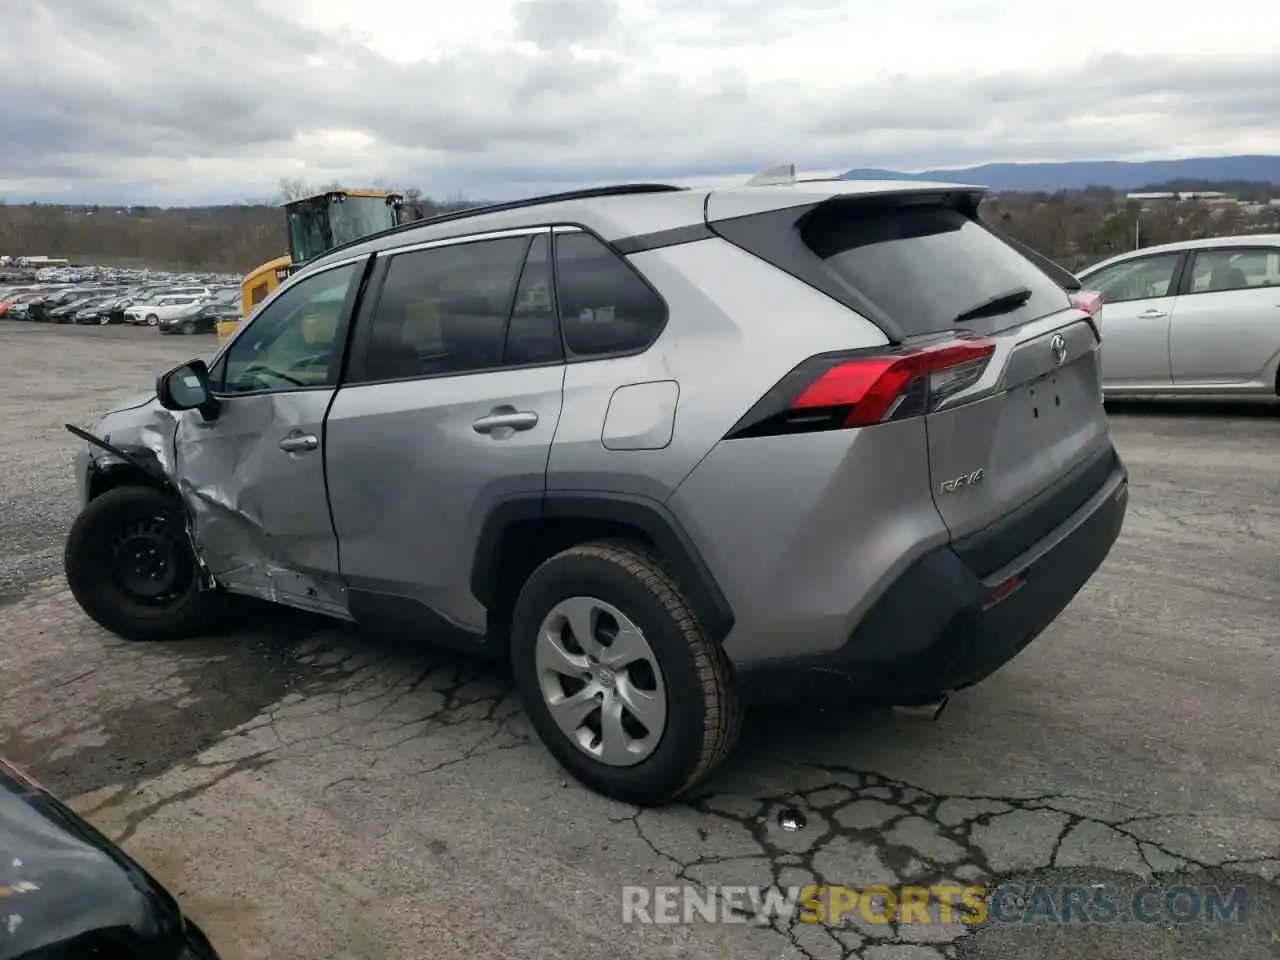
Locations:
123;296;206;326
1076;234;1280;398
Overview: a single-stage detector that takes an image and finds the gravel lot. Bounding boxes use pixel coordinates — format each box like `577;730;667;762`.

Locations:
2;320;1277;960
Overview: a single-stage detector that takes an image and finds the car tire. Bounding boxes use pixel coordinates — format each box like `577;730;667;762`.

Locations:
145;314;158;326
98;315;110;325
181;321;196;335
510;539;742;806
64;485;227;642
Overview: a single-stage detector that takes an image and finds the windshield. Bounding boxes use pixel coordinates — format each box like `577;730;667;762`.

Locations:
287;195;398;264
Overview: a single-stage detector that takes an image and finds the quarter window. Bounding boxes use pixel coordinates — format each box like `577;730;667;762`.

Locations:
218;263;357;394
362;236;531;381
1082;253;1181;303
554;232;667;357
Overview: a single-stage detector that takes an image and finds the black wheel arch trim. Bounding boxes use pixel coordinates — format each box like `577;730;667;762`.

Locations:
471;491;736;643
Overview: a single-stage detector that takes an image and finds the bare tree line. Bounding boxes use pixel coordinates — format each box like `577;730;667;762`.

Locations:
0;179;479;273
2;179;1276;275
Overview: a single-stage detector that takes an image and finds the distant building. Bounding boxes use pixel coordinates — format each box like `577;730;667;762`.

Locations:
1124;190;1243;212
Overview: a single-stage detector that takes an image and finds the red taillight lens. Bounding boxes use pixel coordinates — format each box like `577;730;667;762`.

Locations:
1070;290;1104;317
727;335;996;439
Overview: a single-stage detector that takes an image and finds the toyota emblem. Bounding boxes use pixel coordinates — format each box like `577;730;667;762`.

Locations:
1050;333;1067;366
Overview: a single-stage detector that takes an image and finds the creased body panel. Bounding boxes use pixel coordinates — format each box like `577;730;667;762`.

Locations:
172;391;349;618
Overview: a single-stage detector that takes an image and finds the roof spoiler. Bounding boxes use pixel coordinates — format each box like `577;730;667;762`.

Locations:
745;164;797;186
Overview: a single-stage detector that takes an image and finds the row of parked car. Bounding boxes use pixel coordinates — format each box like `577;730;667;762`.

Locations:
0;278;243;335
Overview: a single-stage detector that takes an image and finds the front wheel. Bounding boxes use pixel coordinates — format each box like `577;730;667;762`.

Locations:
180;321;196;335
98;315;111;325
145;314;158;326
510;540;742;806
64;485;226;641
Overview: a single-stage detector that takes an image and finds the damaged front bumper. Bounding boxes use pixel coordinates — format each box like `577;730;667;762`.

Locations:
67;419;219;593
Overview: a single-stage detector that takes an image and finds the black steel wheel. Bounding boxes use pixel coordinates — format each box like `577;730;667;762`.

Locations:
65;485;227;641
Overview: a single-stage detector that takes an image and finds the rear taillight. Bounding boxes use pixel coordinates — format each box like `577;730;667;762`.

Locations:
1070;290;1104;317
727;335;996;439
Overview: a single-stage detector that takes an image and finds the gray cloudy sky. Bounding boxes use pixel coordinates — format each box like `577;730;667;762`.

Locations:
4;0;1280;204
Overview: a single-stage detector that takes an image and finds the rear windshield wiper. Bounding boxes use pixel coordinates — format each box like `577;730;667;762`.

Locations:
952;286;1033;324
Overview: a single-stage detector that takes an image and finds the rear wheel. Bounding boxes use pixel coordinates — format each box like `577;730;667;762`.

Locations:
64;485;226;641
510;540;742;805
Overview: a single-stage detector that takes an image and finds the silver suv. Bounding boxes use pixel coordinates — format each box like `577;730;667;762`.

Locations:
65;179;1128;805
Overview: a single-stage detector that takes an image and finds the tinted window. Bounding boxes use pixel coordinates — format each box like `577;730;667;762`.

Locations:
555;232;666;357
503;235;562;366
1082;253;1181;303
220;263;356;394
802;204;1072;336
363;236;529;381
1187;248;1280;293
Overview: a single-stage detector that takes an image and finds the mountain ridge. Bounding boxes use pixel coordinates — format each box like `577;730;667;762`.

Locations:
840;155;1280;192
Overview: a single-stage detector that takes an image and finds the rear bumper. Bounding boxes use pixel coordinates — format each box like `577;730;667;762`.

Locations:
737;448;1128;704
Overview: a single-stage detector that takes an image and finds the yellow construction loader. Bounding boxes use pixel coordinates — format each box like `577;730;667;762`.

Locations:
218;188;407;343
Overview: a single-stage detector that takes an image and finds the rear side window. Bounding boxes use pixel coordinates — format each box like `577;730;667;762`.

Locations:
1186;247;1280;293
503;235;562;366
801;204;1072;336
1082;253;1181;303
362;235;531;381
554;232;667;357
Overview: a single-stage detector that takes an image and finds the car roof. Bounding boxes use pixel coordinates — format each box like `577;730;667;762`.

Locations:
306;177;988;272
1080;233;1280;276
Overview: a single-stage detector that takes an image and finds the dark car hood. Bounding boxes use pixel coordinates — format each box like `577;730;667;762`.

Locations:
0;763;185;960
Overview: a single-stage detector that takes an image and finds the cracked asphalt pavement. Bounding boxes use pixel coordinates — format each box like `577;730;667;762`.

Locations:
1;320;1277;960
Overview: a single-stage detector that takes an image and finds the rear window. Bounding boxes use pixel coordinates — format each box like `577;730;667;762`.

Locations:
801;204;1072;336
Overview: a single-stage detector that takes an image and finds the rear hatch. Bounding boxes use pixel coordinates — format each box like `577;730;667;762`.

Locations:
801;198;1111;551
714;189;1111;568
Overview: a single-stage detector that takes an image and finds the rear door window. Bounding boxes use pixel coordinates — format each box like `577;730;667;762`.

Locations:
1186;247;1280;293
360;235;532;381
801;204;1072;336
1082;253;1182;303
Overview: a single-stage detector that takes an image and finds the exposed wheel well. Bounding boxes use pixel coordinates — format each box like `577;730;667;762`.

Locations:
474;494;736;650
488;517;657;643
88;464;168;502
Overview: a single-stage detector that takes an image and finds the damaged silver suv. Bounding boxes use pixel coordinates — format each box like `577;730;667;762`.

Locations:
65;179;1127;805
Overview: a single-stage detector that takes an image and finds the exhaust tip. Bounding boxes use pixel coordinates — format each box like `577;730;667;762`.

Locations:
892;694;950;721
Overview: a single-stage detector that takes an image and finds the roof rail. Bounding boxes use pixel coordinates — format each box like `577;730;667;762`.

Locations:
313;182;688;262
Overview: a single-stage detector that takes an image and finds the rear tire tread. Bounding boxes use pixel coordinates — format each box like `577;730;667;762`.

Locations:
517;539;742;805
